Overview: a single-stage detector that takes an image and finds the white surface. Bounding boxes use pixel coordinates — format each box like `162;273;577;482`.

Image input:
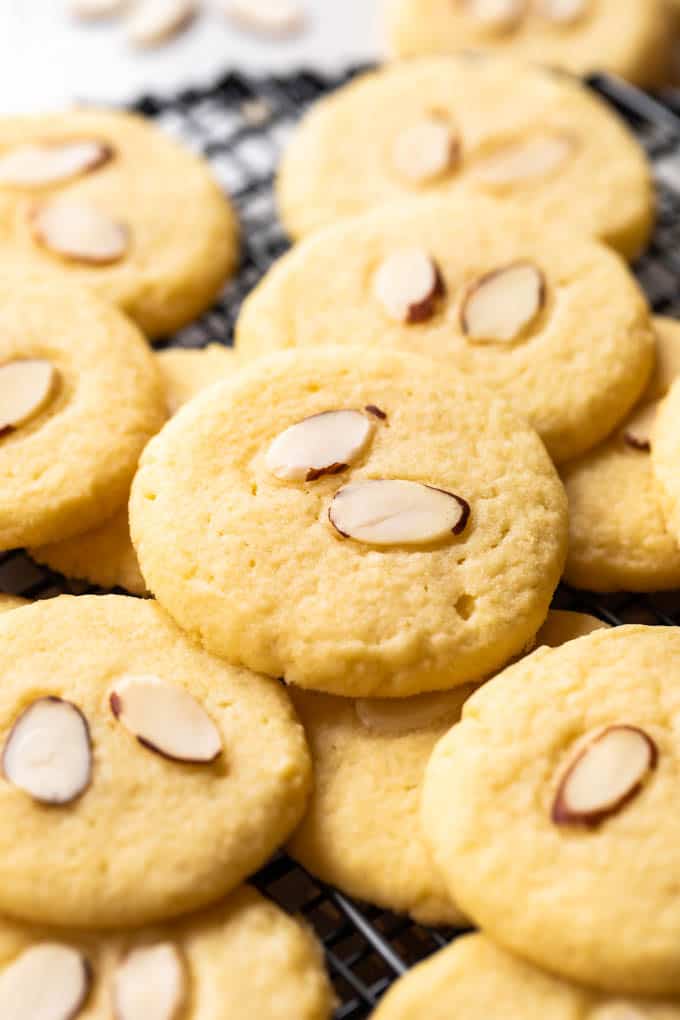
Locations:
0;1;383;113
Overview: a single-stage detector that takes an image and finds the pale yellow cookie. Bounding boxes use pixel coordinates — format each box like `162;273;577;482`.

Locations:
385;2;673;88
650;350;680;551
564;317;680;592
130;346;567;697
0;110;239;337
373;933;680;1020
422;625;680;996
0;256;165;551
0;595;311;928
31;345;237;595
0;596;28;614
276;57;654;258
0;885;333;1020
237;194;655;463
287;612;604;925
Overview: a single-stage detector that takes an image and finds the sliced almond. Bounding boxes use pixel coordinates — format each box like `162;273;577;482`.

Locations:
0;360;58;434
69;0;127;17
473;135;573;185
356;687;475;736
30;200;129;265
2;698;92;805
535;0;587;23
0;943;91;1020
392;117;459;185
464;0;525;29
109;674;222;764
461;262;545;344
552;725;657;826
265;410;374;482
373;249;444;324
112;943;186;1020
329;479;470;546
621;400;659;452
126;0;197;47
590;1004;647;1020
0;140;112;188
222;0;306;37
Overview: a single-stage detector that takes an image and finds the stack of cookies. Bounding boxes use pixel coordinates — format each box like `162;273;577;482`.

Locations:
0;34;680;1020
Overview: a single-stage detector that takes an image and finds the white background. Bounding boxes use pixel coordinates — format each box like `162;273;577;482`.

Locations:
0;2;383;113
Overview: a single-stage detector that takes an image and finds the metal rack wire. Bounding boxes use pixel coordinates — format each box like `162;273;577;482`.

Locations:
2;67;680;1017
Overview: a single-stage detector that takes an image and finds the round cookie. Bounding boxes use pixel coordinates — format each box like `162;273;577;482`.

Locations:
0;110;239;337
0;257;165;551
384;3;673;89
564;317;680;592
372;933;680;1020
130;346;567;697
0;885;333;1020
276;57;654;258
0;595;311;928
31;344;238;595
650;360;680;550
237;194;655;463
287;611;605;925
0;596;28;614
422;625;680;996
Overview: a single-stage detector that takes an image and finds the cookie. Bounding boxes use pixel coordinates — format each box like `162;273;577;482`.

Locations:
0;595;311;927
237;193;655;463
287;611;605;925
0;596;28;614
276;57;654;258
0;257;165;551
372;933;680;1020
0;110;239;337
0;885;333;1020
384;3;673;89
650;351;680;551
130;346;567;697
422;625;680;996
564;317;680;592
31;344;238;595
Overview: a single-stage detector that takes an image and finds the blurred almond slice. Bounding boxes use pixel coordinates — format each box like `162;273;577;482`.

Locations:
392;117;459;185
535;0;587;24
69;0;127;17
464;0;525;29
373;249;443;324
126;0;197;47
461;262;545;344
0;140;112;188
222;0;306;37
0;943;91;1020
473;135;573;185
31;199;129;265
329;480;470;547
0;360;58;433
113;943;186;1020
621;400;659;452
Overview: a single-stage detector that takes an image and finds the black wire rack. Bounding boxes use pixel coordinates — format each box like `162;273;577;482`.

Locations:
2;68;680;1018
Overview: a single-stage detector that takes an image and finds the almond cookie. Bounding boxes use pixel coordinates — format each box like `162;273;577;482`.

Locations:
0;257;165;551
31;345;238;595
373;933;680;1020
0;596;28;614
0;595;311;928
130;346;567;697
237;194;655;463
385;3;672;89
276;57;654;257
287;611;606;925
0;110;239;337
564;317;680;591
650;356;680;551
422;625;680;996
0;885;333;1020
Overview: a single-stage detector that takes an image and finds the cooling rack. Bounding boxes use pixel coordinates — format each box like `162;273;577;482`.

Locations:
2;67;680;1018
